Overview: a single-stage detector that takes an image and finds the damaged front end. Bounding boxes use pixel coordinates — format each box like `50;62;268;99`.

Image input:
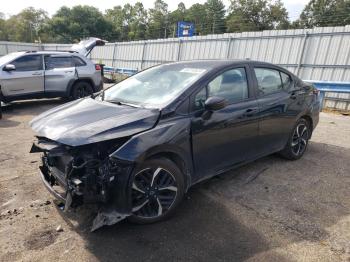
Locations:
30;137;134;231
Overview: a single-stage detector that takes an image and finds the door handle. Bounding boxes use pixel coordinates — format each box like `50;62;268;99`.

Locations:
32;72;42;76
243;108;259;117
64;70;73;73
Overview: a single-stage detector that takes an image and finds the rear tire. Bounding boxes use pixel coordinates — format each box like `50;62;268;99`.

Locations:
279;118;310;160
71;81;93;100
128;157;185;224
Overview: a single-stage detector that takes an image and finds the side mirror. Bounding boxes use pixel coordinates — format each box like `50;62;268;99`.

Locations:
3;64;16;72
204;96;227;111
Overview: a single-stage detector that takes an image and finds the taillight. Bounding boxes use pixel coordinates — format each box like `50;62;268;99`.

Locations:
95;64;101;71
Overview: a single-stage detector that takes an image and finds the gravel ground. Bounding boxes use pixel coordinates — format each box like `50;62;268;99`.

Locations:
0;99;349;262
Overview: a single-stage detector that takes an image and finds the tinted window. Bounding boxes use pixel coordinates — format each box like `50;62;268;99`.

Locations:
73;56;86;67
45;56;73;70
254;68;283;95
193;68;249;111
12;55;42;71
208;68;248;103
280;72;293;90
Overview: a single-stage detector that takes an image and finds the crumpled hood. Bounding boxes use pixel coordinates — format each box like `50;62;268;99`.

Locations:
30;98;160;146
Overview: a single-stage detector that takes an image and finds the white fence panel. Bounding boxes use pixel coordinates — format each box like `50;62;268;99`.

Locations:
1;25;350;81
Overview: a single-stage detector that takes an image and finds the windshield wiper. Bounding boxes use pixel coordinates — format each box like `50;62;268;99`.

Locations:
106;100;140;108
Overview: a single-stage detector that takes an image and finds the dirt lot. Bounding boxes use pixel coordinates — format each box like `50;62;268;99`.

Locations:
0;99;349;262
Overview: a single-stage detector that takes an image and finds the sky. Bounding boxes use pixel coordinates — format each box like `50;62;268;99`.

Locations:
1;0;309;21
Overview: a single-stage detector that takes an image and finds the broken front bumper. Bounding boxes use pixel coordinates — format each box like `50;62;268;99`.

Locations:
39;166;67;203
32;138;135;230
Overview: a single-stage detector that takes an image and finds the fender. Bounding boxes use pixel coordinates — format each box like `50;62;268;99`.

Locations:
110;116;194;186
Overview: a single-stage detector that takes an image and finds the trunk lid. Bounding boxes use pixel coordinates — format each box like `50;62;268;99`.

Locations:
71;37;107;57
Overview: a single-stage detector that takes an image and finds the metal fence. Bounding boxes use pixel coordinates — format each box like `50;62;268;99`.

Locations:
1;26;350;82
1;25;350;111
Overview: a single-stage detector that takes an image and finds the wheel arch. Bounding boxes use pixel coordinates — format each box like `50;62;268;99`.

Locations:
66;78;95;97
300;114;313;138
141;147;193;191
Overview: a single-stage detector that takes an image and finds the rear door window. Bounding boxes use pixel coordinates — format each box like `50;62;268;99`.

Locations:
254;68;283;95
280;72;293;90
12;55;43;71
45;56;73;70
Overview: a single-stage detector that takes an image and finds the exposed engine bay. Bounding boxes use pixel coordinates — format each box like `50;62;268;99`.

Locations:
31;136;134;231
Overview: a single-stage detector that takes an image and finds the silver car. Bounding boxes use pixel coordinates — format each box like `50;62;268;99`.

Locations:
0;38;105;103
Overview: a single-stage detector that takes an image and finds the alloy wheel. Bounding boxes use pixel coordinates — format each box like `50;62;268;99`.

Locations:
291;123;309;156
131;167;178;219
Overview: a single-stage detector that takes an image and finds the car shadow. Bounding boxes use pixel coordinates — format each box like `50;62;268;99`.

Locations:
77;191;287;262
76;141;348;261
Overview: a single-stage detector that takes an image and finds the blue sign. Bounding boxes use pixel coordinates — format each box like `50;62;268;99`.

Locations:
177;21;195;37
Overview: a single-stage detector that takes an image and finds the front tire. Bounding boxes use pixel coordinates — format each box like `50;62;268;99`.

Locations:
280;118;310;160
128;158;185;224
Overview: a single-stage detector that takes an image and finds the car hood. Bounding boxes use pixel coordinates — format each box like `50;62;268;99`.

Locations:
30;98;160;146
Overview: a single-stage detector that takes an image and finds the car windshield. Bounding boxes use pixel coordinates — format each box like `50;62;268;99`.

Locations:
102;64;207;108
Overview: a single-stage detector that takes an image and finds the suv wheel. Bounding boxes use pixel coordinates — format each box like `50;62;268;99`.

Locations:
71;81;93;100
280;118;310;160
128;158;185;224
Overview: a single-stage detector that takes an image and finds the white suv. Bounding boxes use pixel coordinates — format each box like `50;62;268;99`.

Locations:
0;38;105;103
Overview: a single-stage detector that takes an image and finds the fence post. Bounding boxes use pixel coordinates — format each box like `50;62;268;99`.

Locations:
111;43;117;69
297;32;309;76
177;39;182;61
5;43;8;54
140;41;146;70
226;37;232;58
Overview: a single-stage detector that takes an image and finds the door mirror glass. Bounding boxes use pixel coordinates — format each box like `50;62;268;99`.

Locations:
3;64;16;71
205;96;227;111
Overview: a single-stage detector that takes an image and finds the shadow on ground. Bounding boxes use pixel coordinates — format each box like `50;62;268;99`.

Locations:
80;191;287;262
66;141;350;261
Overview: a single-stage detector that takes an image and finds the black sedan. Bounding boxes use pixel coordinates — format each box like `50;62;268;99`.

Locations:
30;60;320;230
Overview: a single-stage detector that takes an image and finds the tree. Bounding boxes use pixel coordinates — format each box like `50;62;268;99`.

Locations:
205;0;226;34
5;7;49;42
147;0;169;39
48;5;114;43
0;13;7;41
294;0;350;28
128;2;148;40
169;3;187;37
226;0;290;32
185;4;208;35
105;6;125;41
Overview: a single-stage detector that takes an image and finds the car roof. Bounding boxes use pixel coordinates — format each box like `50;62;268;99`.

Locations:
167;59;295;77
20;50;82;55
170;59;280;68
